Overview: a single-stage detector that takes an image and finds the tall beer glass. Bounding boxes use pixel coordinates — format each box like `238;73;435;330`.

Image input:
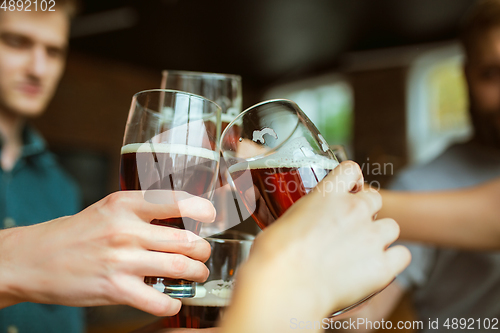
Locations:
162;231;254;328
161;70;243;236
161;70;242;131
120;89;221;298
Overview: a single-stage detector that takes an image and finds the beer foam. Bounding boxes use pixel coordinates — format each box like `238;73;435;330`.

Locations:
182;280;233;307
221;113;238;124
121;143;218;161
228;137;339;173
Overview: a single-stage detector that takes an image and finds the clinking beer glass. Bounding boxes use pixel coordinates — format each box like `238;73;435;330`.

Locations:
119;89;221;298
221;99;382;316
160;70;243;236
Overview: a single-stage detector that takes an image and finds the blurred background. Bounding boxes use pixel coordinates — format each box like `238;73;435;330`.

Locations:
33;0;475;331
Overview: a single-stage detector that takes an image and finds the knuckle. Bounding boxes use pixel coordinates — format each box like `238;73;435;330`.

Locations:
342;161;361;174
106;192;131;210
191;263;210;282
180;238;212;263
199;240;212;262
379;218;400;238
387;218;401;235
369;189;382;205
170;228;188;242
352;197;372;216
102;248;123;268
101;274;126;303
108;231;136;247
169;254;189;276
176;232;198;253
155;299;181;316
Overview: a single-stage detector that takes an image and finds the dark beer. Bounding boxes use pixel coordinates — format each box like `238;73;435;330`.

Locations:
229;156;338;229
120;143;218;293
162;286;229;328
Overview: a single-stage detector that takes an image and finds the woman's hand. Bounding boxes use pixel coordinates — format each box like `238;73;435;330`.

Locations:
222;161;411;332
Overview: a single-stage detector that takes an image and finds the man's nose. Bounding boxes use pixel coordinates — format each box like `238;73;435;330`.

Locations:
28;45;49;78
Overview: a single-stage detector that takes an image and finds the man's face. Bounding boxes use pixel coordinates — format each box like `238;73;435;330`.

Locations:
465;26;500;148
0;10;69;118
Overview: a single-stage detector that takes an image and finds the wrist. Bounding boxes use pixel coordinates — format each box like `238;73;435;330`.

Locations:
222;249;335;333
0;227;26;308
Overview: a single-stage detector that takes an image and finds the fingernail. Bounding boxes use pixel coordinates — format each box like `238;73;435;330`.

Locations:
211;208;217;223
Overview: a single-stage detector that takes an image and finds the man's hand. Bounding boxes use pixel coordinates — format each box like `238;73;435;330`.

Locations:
0;190;215;316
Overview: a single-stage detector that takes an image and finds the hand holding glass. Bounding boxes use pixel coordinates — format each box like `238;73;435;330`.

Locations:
119;89;221;298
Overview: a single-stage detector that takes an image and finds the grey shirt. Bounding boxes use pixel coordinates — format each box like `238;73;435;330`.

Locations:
392;142;500;332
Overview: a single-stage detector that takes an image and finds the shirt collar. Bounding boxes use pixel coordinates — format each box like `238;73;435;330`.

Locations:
21;126;47;158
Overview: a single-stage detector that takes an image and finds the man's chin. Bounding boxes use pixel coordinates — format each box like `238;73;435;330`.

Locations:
3;102;47;118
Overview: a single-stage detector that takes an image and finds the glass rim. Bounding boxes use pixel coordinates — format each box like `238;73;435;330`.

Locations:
161;69;242;82
130;89;222;121
220;98;302;162
205;230;255;244
133;88;222;106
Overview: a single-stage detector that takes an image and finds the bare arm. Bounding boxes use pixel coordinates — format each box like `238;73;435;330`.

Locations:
379;178;500;250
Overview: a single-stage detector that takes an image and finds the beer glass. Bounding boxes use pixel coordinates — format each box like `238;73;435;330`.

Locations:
162;231;254;328
220;99;381;316
161;70;242;131
120;89;221;298
220;99;340;229
161;70;243;236
330;144;348;162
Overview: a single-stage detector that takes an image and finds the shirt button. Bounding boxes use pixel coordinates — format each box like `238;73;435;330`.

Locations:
3;217;16;229
7;325;19;333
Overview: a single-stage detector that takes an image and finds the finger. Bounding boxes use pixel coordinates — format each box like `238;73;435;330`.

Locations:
373;218;401;246
127;251;210;283
140;227;212;262
316;161;364;195
385;245;412;276
123;279;182;316
353;188;382;216
115;190;216;223
156;329;220;333
162;329;220;333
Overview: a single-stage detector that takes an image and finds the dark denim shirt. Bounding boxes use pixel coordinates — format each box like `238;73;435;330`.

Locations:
0;127;84;333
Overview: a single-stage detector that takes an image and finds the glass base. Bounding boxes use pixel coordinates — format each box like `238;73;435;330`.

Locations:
328;278;395;318
145;276;196;298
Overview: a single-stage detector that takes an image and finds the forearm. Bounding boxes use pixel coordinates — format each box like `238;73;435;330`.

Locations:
0;227;25;308
380;182;500;250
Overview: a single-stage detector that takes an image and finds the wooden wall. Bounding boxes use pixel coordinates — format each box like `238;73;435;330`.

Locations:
34;51;161;198
349;66;409;187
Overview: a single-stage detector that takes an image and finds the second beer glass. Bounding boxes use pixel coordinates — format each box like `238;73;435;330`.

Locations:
161;70;243;236
220;99;340;229
119;89;221;298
